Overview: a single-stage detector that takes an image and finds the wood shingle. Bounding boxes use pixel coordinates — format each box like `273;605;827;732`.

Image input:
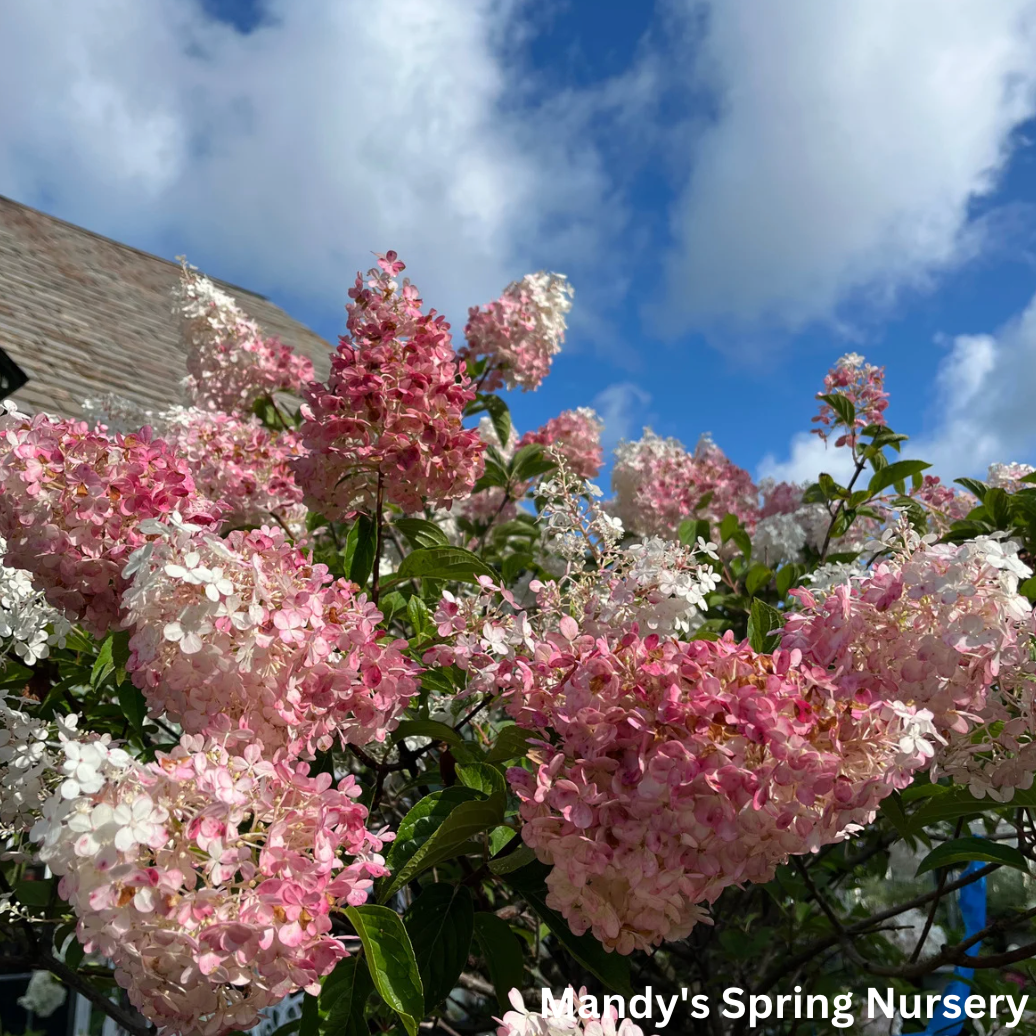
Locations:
0;194;331;418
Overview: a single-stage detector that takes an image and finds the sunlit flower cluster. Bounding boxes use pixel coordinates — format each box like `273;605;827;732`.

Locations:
610;430;757;539
909;475;975;533
518;408;604;479
32;732;389;1036
506;634;935;954
811;353;889;448
0;407;221;636
460;272;575;392
177;261;314;415
783;527;1036;799
293;253;485;517
159;407;307;532
121;521;420;756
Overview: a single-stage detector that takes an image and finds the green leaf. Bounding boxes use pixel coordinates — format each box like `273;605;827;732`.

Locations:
747;599;783;653
916;837;1029;877
719;514;739;543
775;564;801;598
379;790;505;901
878;793;915;844
396;547;495;585
511;444;557;484
456;762;506;798
984;487;1012;528
909;786;1036;829
867;460;931;498
317;956;373;1036
392;720;463;748
345;905;424;1036
954;477;988;501
485;725;537;763
504;861;633;996
678;518;711;548
404;884;474;1011
378;591;408;625
489;843;536;875
476;394;513;451
91;634;115;688
407;596;431;640
745;564;774;597
819;392;856;427
343;515;377;588
14;878;51;908
394;518;449;550
117;683;148;733
473;912;525;1010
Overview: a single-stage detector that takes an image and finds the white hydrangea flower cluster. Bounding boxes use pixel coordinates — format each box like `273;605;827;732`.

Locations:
602;536;721;635
987;461;1035;492
0;705;91;848
0;542;72;665
539;475;624;566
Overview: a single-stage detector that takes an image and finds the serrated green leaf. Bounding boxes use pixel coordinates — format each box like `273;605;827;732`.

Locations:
317;956;373;1036
394;518;449;550
678;518;711;548
456;762;506;798
916;837;1028;877
391;719;463;748
345;905;424;1036
910;786;1036;829
379;790;505;901
396;547;495;584
489;843;536;875
747;599;782;653
511;444;557;484
91;634;115;688
342;514;377;588
404;884;474;1011
473;912;525;1010
117;683;148;732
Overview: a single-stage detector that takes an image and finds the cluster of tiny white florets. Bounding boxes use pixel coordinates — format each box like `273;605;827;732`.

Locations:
0;541;73;665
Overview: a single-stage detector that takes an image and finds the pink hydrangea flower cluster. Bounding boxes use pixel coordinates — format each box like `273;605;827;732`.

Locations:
909;475;975;533
160;408;307;531
505;633;935;954
292;253;485;517
610;430;758;539
0;408;221;637
121;522;420;757
33;732;389;1036
518;408;604;479
460;272;574;392
178;262;314;415
782;529;1036;800
811;353;889;448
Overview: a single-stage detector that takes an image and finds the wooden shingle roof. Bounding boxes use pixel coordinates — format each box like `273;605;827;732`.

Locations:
0;194;331;418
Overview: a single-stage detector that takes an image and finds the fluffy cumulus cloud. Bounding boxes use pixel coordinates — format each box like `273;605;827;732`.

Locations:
661;0;1036;334
0;0;622;324
756;432;857;487
913;296;1036;476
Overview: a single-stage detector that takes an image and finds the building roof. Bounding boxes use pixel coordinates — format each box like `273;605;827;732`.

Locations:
0;194;331;419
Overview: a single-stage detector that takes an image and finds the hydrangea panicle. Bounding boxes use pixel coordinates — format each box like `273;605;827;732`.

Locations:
293;254;485;518
518;408;604;480
177;260;314;415
811;353;889;448
0;406;221;636
460;272;574;392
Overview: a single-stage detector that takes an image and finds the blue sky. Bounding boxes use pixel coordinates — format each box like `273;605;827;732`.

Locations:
3;0;1036;487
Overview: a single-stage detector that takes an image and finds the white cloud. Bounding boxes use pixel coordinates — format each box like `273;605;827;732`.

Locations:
911;298;1036;476
592;382;652;453
661;0;1036;334
756;432;857;487
0;0;625;327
